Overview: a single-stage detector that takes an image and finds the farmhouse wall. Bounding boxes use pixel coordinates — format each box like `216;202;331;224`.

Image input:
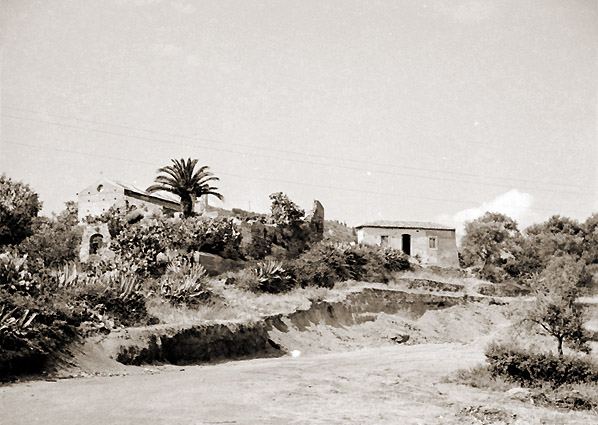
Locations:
357;226;459;268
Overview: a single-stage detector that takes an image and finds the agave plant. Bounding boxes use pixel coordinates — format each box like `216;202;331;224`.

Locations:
253;260;293;293
161;257;210;305
101;269;142;301
56;262;80;288
0;305;37;335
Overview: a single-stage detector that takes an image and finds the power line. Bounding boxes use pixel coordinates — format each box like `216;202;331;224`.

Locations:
2;104;589;190
3;112;594;196
6;140;590;215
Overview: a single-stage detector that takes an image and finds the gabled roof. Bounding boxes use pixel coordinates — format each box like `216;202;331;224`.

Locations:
78;178;180;205
111;180;179;204
356;220;455;231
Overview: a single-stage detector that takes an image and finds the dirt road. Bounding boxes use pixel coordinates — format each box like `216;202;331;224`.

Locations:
1;342;594;424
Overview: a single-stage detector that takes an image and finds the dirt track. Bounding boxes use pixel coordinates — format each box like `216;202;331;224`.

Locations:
2;342;594;425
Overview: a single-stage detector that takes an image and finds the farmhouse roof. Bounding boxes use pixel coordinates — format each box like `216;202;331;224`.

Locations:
355;220;455;231
110;180;179;204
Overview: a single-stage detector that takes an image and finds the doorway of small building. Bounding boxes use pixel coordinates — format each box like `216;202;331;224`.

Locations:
90;234;104;255
401;234;411;255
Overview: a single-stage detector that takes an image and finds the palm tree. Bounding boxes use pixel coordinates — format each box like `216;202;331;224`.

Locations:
147;158;223;218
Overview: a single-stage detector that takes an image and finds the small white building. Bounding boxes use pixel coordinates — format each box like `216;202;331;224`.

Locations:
356;221;459;268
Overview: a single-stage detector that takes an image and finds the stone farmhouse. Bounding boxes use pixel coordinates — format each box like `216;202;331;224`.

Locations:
356;221;459;268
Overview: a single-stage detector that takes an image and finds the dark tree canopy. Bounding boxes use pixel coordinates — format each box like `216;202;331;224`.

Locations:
460;212;520;281
147;158;223;218
0;174;42;247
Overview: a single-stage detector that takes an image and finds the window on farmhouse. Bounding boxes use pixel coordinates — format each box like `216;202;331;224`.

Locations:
380;235;389;246
429;236;437;249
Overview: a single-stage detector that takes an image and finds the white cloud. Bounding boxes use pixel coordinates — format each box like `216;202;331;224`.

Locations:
437;189;536;242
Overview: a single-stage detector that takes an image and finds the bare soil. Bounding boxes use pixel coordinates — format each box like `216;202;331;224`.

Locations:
2;342;595;424
2;285;597;424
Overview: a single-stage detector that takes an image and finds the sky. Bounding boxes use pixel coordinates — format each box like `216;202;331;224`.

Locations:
1;0;596;235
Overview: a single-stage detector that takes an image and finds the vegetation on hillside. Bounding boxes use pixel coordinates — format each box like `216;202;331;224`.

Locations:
460;212;598;291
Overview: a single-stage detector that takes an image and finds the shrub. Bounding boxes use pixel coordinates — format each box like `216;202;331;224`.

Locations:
253;260;294;294
110;218;172;277
173;216;243;260
0;252;40;295
485;343;598;387
160;257;211;306
223;268;261;292
0;289;81;377
242;222;275;260
382;247;411;272
17;202;82;269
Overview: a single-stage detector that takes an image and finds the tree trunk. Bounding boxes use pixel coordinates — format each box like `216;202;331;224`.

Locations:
180;194;194;218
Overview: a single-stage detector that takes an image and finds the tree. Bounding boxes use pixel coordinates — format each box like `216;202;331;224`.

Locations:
460;212;520;282
582;213;598;265
17;201;82;269
505;215;584;281
147;158;223;218
269;192;305;226
268;192;310;255
523;256;590;357
0;175;42;247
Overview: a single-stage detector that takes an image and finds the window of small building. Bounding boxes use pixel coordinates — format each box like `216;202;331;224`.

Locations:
380;235;389;246
429;236;437;249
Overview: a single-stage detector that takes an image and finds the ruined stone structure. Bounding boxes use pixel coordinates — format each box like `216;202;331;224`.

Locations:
356;221;459;268
306;200;325;236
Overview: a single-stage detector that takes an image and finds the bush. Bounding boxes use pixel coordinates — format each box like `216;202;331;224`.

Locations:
284;243;411;289
485;343;598;387
0;252;40;295
253;261;294;294
285;244;348;288
17;202;82;269
160;257;212;306
110;218;172;277
174;216;243;260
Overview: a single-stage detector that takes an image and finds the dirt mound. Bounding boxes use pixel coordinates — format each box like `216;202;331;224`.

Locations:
266;290;510;355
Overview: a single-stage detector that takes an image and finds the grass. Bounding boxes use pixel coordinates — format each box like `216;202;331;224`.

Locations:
146;266;495;327
146;278;336;325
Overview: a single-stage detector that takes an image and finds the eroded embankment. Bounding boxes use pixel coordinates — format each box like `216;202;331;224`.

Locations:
104;322;283;366
102;288;495;367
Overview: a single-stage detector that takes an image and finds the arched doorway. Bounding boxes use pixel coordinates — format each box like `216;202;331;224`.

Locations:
401;234;411;255
89;234;104;255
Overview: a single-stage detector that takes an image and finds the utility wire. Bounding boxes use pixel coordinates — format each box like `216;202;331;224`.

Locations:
7;140;590;216
3;112;594;196
2;104;589;190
